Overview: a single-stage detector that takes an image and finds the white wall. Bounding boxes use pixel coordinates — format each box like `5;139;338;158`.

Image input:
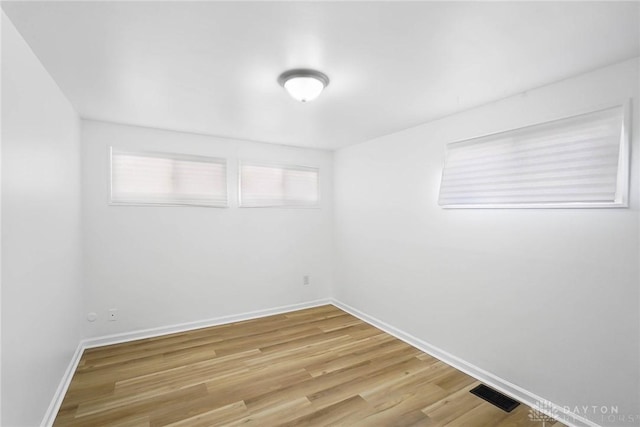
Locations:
3;9;636;425
1;12;83;427
333;58;640;426
82;120;333;338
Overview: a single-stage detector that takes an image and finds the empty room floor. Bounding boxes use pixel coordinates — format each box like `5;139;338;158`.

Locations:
54;305;565;426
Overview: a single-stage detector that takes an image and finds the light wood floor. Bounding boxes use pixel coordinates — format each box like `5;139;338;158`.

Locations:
54;305;565;426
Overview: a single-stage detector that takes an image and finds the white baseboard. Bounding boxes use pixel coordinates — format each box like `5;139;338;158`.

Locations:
82;298;332;349
330;299;601;427
40;298;331;427
40;341;85;427
41;298;600;427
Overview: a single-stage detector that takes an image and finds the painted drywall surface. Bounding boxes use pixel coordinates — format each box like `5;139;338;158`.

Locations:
1;12;83;427
334;58;640;426
82;120;334;337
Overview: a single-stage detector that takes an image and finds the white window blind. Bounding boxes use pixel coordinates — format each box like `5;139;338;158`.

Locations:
239;162;319;207
438;105;629;208
110;148;227;207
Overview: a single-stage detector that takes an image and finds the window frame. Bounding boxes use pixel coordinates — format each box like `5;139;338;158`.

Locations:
437;101;630;209
109;147;229;208
238;160;321;209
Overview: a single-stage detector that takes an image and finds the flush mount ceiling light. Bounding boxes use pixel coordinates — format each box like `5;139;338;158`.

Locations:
278;69;330;103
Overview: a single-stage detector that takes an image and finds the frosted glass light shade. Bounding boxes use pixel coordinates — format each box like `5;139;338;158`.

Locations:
278;69;329;103
284;77;324;102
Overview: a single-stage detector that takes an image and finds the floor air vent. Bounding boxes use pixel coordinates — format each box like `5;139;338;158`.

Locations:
470;384;520;412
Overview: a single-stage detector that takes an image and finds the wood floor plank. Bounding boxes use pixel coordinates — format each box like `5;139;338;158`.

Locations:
159;401;247;427
243;345;422;413
54;305;566;426
421;382;485;425
278;395;373;426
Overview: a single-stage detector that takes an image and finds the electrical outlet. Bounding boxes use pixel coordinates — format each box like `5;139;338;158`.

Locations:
108;309;118;321
303;275;310;286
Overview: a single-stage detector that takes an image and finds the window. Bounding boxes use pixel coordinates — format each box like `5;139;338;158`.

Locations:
110;148;227;207
239;162;319;208
438;104;629;208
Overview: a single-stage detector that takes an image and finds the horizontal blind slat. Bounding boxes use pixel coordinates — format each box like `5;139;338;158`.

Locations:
442;156;619;181
446;138;618;167
240;163;319;207
438;106;625;207
111;149;227;207
441;167;618;188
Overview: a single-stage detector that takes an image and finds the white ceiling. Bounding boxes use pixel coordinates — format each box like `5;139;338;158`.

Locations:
3;1;639;150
